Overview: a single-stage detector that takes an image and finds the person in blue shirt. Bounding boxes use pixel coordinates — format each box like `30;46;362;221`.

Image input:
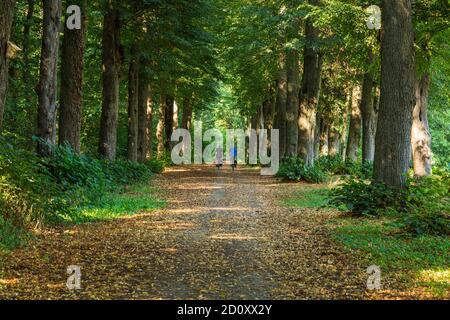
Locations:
230;146;237;171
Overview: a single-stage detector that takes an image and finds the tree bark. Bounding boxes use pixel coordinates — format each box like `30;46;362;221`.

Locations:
298;9;322;165
59;0;86;153
374;0;416;188
285;47;299;157
127;44;139;162
36;0;61;156
328;129;340;157
137;73;152;162
274;52;287;160
99;2;121;160
361;52;377;163
0;0;16;131
346;85;362;162
156;91;166;157
318;116;329;156
181;95;192;130
23;0;35;141
164;95;174;151
411;73;432;177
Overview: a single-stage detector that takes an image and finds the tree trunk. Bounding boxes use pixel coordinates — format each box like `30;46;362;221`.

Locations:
0;0;16;131
156;92;166;157
181;95;192;130
340;90;351;160
297;0;322;166
127;44;139;162
274;52;287;159
346;85;362;162
23;0;35;142
328;129;340;157
173;100;179;131
374;0;416;188
285;47;299;157
319;116;329;156
36;0;61;156
164;95;174;150
411;73;432;177
361;52;377;163
99;2;121;160
59;0;86;153
137;74;152;162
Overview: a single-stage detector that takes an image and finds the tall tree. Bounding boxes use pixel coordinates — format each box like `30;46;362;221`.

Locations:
156;91;166;157
59;0;87;153
374;0;416;188
0;0;17;131
127;43;139;162
164;95;174;150
411;73;432;177
346;85;362;162
285;47;300;157
137;71;152;163
37;0;62;156
22;0;36;141
274;52;287;159
99;1;121;160
360;52;377;163
298;0;322;166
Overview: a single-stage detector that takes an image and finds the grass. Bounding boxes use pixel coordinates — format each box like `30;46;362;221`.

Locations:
59;183;166;224
281;184;449;298
1;183;166;252
328;217;450;298
283;187;329;208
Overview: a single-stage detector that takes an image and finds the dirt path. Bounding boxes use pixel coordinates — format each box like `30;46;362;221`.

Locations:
0;165;370;299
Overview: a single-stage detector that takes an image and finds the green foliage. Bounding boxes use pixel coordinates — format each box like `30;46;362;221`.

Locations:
329;178;405;216
329;216;449;298
278;157;328;183
145;158;165;174
315;155;373;179
330;168;450;236
0;134;163;249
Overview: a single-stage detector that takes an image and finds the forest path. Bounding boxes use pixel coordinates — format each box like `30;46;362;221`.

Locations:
0;165;369;299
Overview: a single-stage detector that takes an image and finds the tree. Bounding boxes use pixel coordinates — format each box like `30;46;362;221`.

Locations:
346;85;362;162
137;69;152;163
59;0;86;153
37;0;62;156
298;0;322;166
99;1;121;160
127;43;139;162
274;52;287;159
0;0;17;131
360;52;377;163
285;46;300;157
373;0;416;188
411;73;432;176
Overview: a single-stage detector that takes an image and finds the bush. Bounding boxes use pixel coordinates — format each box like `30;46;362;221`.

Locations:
399;169;450;236
145;158;165;174
329;178;406;216
1;135;158;241
329;168;450;236
316;155;373;179
278;157;328;183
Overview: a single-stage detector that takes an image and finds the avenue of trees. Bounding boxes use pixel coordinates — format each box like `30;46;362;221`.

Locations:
0;0;449;190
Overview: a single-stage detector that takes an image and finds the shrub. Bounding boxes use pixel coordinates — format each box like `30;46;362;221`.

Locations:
145;158;165;174
278;157;328;183
316;155;373;179
329;177;406;216
329;168;450;236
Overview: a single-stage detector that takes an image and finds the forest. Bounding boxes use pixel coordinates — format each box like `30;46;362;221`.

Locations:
0;0;449;300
